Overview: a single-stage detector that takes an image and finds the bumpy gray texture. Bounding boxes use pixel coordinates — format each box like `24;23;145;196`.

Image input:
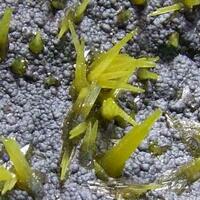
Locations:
0;0;200;199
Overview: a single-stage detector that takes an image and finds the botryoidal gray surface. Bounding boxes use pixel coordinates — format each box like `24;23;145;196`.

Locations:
0;0;200;199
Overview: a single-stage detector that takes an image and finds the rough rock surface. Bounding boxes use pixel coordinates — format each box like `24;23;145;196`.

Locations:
0;0;200;199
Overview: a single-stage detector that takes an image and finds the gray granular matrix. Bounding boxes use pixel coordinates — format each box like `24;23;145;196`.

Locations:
0;0;200;199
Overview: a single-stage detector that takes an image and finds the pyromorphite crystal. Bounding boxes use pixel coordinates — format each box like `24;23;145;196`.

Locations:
158;157;200;193
69;21;88;93
58;10;74;39
44;75;60;88
10;58;27;77
149;3;182;17
60;24;159;181
117;9;131;26
3;138;42;195
168;32;179;48
101;98;137;126
131;0;146;6
69;122;88;139
3;139;33;190
74;0;90;22
148;141;168;156
182;0;200;8
96;109;162;177
51;0;65;10
0;166;17;195
58;0;90;39
137;69;159;80
177;157;200;183
115;183;159;199
79;121;98;167
29;32;44;54
0;8;12;62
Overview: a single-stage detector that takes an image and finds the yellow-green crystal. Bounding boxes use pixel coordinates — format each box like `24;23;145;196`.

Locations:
0;167;17;195
29;32;44;54
131;0;146;6
0;8;12;62
101;98;137;126
149;3;183;17
96;109;162;177
10;58;27;77
137;69;159;80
